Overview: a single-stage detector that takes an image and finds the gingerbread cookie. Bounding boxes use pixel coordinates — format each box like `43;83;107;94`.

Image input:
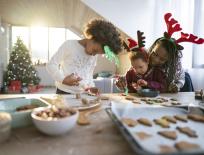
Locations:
132;100;141;104
81;98;89;105
176;126;197;138
138;118;152;127
121;118;137;127
154;118;170;128
162;116;177;124
125;96;135;101
171;101;181;105
159;145;176;153
188;114;204;123
174;115;188;122
175;141;200;151
135;132;152;140
99;96;109;100
158;131;177;140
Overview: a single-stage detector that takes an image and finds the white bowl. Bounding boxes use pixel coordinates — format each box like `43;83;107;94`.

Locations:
31;107;79;136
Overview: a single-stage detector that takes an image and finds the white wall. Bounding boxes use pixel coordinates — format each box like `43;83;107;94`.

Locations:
0;22;10;87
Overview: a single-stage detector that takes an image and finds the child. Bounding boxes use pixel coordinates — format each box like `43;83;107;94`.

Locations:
47;19;122;94
148;13;204;92
117;13;204;93
123;31;167;93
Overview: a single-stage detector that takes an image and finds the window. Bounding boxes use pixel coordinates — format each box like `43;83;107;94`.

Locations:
11;26;81;64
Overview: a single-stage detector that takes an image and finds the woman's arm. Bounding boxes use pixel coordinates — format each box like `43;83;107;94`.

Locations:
46;41;68;82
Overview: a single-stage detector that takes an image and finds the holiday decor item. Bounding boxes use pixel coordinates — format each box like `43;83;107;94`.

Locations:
163;13;204;50
4;37;40;92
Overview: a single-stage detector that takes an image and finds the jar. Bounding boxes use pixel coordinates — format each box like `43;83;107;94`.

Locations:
0;112;12;143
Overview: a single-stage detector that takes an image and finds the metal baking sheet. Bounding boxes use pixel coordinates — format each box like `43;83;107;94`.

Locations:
109;101;204;155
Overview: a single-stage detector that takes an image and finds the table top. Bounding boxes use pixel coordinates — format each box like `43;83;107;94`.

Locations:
0;92;200;155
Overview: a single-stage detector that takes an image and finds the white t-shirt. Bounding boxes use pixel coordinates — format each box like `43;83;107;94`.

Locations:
46;40;97;93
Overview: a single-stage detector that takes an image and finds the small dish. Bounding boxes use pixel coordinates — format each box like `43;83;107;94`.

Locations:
137;88;159;97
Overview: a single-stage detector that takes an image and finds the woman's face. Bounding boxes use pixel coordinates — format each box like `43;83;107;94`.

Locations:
149;44;169;66
85;39;104;56
131;58;149;75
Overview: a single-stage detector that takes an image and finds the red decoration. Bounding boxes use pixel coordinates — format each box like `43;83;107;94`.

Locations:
8;80;22;93
127;38;138;49
164;13;182;37
176;32;204;44
164;12;204;47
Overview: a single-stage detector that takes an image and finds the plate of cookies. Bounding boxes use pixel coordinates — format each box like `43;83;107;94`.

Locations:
107;101;204;155
61;94;101;111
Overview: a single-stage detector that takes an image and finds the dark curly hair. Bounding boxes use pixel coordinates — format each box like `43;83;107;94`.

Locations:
149;38;183;85
84;19;122;54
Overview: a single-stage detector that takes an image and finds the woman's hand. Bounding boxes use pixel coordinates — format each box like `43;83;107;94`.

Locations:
115;76;126;91
137;79;148;86
85;87;100;95
62;73;82;86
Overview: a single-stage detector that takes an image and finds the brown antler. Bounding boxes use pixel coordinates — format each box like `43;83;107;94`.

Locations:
164;13;182;37
176;32;204;44
137;31;145;48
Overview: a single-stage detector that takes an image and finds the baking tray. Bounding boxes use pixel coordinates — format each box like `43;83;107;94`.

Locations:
106;102;204;155
0;98;49;128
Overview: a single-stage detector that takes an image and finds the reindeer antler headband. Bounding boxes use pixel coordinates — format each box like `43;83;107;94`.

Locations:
123;30;146;52
163;13;204;50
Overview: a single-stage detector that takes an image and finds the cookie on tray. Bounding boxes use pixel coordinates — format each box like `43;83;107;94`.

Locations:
176;126;198;138
125;96;135;101
158;131;177;140
135;132;152;140
174;115;188;122
154;118;170;128
175;141;200;151
138;118;152;127
121;118;137;127
162;116;177;124
159;145;176;153
188;114;204;123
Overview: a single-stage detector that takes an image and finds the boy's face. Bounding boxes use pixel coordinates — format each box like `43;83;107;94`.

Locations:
85;40;104;56
131;58;149;75
149;44;169;66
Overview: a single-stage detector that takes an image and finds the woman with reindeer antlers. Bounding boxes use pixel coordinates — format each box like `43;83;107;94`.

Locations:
116;13;204;93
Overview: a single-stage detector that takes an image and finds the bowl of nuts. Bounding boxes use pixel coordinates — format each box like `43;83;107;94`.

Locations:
31;106;78;136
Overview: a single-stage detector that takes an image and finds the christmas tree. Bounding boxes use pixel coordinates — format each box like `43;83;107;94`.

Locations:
4;37;40;87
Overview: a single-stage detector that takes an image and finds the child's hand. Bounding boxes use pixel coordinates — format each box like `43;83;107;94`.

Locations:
132;82;142;90
168;83;179;93
115;76;126;91
62;73;82;86
137;79;148;86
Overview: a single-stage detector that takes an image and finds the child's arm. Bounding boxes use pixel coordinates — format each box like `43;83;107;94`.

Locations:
126;68;138;93
141;68;167;93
